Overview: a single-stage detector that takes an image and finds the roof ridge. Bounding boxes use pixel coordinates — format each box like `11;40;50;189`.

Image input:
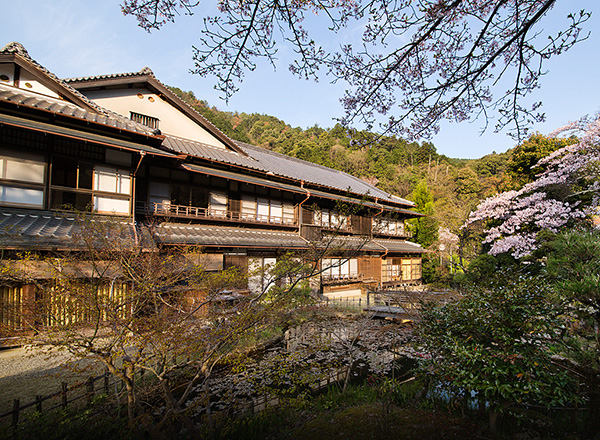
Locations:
1;41;112;116
63;66;156;83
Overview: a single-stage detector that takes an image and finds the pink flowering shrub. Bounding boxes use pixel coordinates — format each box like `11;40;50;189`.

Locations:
464;114;600;258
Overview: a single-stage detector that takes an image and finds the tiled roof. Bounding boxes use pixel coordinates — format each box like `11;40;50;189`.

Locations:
324;235;424;254
154;223;308;248
162;135;414;208
0;209;147;250
0;209;423;255
0;83;153;135
163;136;259;168
2;43;107;115
64;67;155;84
237;141;415;207
372;238;425;254
154;223;423;254
0;209;79;249
0;42;155;136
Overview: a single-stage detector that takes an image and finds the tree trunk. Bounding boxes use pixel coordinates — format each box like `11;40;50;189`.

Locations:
489;406;499;437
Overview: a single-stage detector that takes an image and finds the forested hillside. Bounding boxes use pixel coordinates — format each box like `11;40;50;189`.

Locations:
170;88;567;253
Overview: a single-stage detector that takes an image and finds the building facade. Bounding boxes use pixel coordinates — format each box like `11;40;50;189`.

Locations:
0;42;424;330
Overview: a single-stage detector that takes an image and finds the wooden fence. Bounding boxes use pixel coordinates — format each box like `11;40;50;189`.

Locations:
1;361;354;429
0;369;121;427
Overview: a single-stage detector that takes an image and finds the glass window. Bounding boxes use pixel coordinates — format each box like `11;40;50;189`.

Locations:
94;166;131;195
94;196;130;215
1;152;45;183
256;198;269;220
0;151;46;209
270;199;282;223
0;185;44;207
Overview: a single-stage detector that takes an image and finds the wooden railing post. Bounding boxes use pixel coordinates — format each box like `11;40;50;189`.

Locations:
35;395;42;413
104;370;110;395
12;399;19;427
86;377;94;405
62;382;68;409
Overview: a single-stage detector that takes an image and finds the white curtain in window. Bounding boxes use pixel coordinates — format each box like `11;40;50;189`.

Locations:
283;202;295;224
241;195;256;220
349;259;358;276
257;197;269;221
4;159;45;183
0;185;44;207
270;199;282;223
94;196;130;215
95;166;130;194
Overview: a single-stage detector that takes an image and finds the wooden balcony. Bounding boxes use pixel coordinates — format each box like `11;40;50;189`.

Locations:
321;273;365;285
137;202;298;227
374;229;413;239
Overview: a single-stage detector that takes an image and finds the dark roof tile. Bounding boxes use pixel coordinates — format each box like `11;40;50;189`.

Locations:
0;84;153;135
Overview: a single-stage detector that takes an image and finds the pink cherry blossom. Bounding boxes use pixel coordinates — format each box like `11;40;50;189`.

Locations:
464;113;600;258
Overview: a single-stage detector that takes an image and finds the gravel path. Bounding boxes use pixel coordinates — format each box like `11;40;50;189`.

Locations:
0;347;103;417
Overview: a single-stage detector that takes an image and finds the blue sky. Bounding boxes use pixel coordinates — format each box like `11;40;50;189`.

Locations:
1;0;598;159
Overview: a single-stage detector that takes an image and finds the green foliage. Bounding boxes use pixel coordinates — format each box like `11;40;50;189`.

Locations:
453;167;481;196
10;407;132;440
464;252;524;283
544;228;600;438
507;133;578;184
546;228;600;318
408;181;438;248
418;273;577;415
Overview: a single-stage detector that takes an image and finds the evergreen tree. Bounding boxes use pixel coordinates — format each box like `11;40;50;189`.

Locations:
409;180;438;248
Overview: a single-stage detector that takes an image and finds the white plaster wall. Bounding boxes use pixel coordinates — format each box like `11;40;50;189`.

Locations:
85;88;227;149
0;63;13;84
18;69;60;99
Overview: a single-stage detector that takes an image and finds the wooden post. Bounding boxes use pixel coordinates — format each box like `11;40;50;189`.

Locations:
86;377;94;405
104;371;110;395
36;395;43;413
12;399;19;427
62;382;68;409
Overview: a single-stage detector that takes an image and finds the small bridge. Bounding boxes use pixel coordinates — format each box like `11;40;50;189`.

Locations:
363;289;459;322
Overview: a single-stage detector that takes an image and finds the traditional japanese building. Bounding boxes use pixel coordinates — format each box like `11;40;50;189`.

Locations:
0;42;424;330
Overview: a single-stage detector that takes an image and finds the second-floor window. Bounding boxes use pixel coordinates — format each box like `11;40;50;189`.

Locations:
0;150;46;208
51;158;131;215
313;209;349;230
372;217;406;236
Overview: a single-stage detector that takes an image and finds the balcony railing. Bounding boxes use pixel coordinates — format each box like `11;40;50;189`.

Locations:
321;273;365;284
311;219;353;233
138;201;297;227
372;228;413;238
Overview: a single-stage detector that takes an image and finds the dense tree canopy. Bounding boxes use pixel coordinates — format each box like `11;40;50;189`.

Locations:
122;0;589;141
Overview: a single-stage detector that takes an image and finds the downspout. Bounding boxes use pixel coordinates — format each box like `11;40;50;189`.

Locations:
298;180;311;228
131;151;146;246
